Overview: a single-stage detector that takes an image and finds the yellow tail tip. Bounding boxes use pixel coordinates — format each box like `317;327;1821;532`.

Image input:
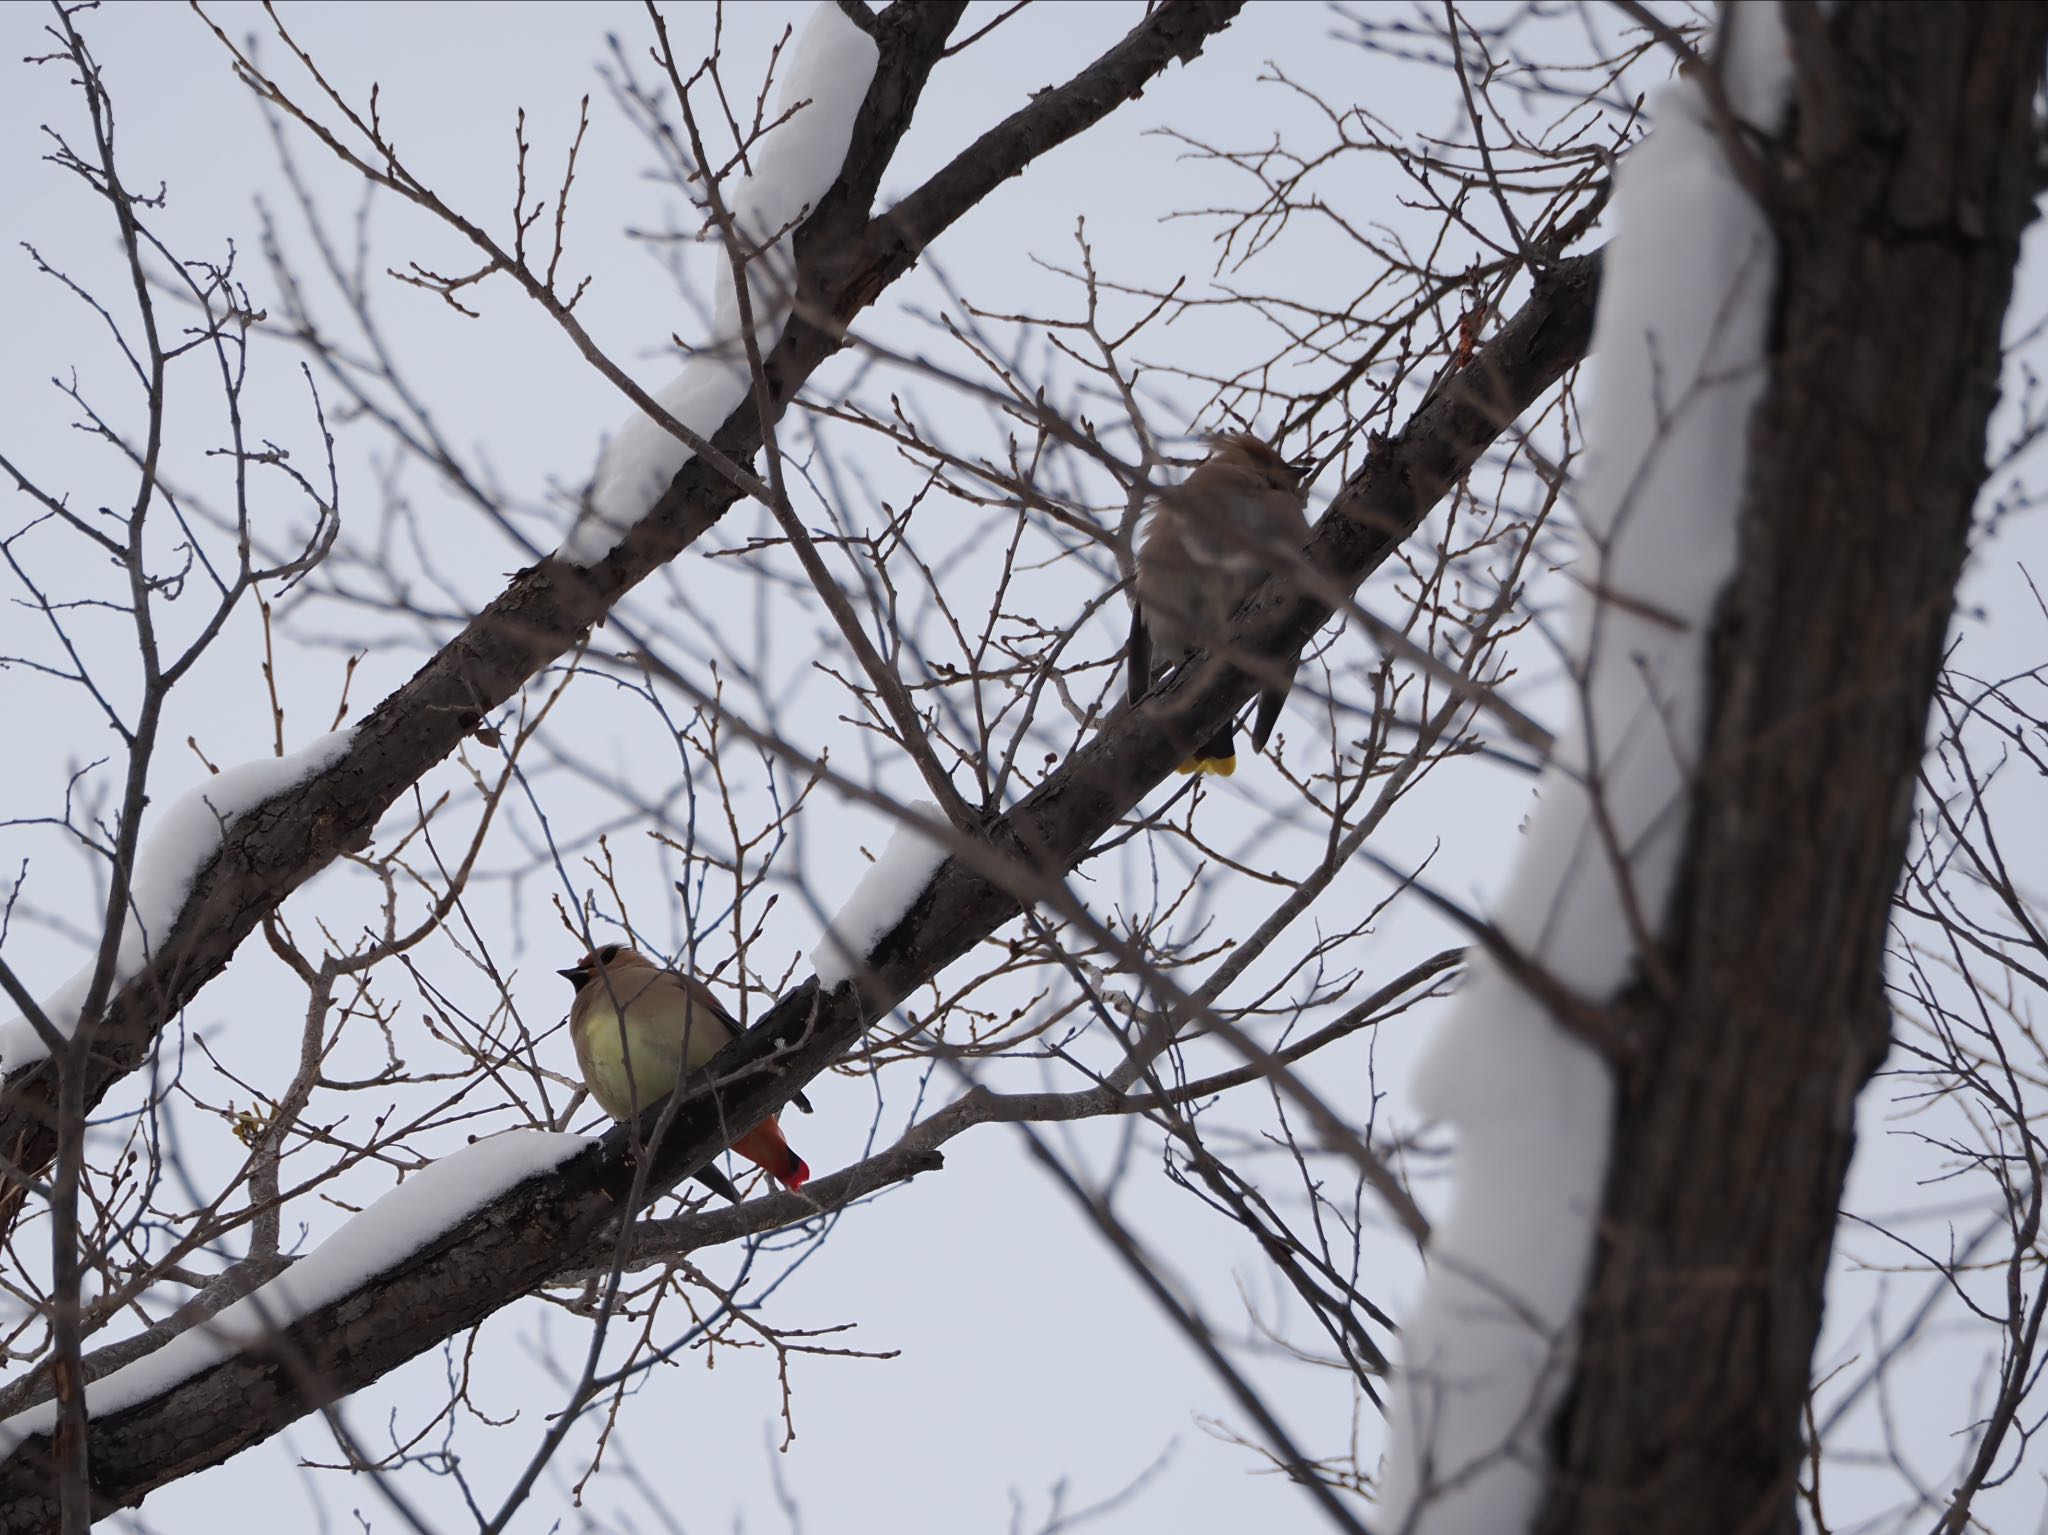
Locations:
1176;756;1237;777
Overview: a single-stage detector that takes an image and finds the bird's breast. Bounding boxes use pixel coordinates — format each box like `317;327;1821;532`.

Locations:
573;1001;689;1122
1180;527;1267;574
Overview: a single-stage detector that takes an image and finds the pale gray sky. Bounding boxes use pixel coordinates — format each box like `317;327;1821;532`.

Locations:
2;4;2043;1532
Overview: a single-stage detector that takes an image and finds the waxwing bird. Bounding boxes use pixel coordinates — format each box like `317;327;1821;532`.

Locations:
561;945;811;1195
1128;432;1312;775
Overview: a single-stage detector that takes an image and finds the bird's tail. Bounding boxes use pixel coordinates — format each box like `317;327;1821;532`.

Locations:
1127;606;1153;707
732;1117;811;1191
692;1164;744;1203
1175;724;1237;777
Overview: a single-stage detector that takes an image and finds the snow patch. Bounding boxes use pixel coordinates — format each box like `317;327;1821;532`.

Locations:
562;3;881;564
812;800;950;988
0;1130;590;1459
0;727;358;1077
1376;13;1794;1530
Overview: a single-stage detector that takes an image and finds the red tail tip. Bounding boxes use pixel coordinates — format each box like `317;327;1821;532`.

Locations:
783;1156;811;1191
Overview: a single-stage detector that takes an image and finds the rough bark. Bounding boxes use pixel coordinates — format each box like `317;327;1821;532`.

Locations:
1539;8;2047;1534
0;248;1602;1525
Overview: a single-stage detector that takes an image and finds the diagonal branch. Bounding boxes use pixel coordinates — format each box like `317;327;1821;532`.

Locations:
0;0;1248;1237
0;243;1600;1525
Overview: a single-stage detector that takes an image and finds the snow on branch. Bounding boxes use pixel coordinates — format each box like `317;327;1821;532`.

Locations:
0;1;1246;1233
0;216;1598;1518
562;2;881;564
811;799;949;988
0;1130;589;1459
0;727;358;1077
1377;9;1795;1530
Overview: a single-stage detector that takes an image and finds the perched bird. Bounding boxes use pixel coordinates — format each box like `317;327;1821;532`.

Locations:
561;944;811;1196
1129;432;1313;775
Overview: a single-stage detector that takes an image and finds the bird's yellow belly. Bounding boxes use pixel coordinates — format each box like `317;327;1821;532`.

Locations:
575;1003;687;1121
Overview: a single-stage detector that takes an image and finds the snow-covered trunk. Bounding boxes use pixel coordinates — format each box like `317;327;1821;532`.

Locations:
1378;7;1796;1529
1530;6;2047;1532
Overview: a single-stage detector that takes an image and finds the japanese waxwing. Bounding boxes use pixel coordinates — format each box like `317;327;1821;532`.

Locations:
1128;432;1313;775
561;945;811;1195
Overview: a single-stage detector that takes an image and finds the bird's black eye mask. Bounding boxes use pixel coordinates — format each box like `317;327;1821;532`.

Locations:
558;943;628;987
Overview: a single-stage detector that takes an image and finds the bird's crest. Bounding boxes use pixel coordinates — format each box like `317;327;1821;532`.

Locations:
1206;430;1310;484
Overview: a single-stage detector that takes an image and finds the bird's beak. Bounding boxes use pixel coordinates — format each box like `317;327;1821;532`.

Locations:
558;967;583;982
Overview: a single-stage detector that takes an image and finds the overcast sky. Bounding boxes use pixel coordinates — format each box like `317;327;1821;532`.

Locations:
3;4;2045;1532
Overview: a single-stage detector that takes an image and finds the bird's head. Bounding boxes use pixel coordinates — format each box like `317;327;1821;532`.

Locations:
558;943;650;990
1205;431;1314;495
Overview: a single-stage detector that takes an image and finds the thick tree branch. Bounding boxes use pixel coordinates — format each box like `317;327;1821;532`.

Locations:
0;245;1600;1523
0;0;1245;1234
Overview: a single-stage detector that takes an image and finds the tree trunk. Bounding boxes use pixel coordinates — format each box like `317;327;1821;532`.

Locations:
1540;7;2047;1534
